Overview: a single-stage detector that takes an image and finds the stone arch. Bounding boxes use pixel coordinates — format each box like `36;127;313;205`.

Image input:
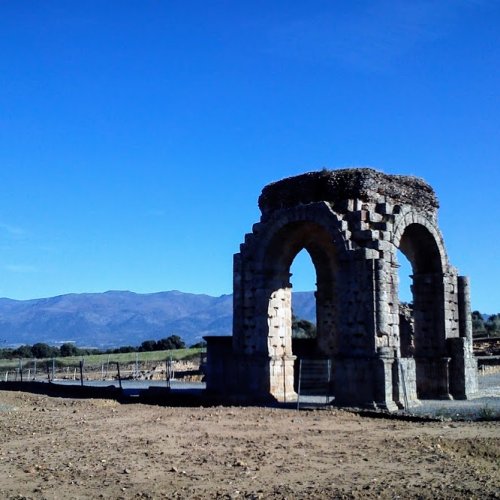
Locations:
205;168;477;408
392;214;451;398
392;212;448;273
261;220;341;349
232;203;349;401
252;201;351;263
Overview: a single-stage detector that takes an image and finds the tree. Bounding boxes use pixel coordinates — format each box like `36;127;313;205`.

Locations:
31;343;57;359
60;342;79;357
190;341;207;349
472;311;486;337
157;335;186;350
115;345;135;353
485;314;500;337
139;340;157;352
12;344;33;358
292;314;317;339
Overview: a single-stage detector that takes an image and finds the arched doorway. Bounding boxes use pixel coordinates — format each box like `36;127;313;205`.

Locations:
260;220;340;401
396;249;414;358
396;222;448;398
289;249;317;343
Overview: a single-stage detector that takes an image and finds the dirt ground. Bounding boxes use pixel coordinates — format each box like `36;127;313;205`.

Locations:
0;390;499;499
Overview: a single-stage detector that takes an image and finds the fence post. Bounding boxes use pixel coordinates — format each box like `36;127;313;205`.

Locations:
19;358;23;383
165;357;171;388
116;362;122;390
52;358;55;381
33;358;37;381
79;360;84;387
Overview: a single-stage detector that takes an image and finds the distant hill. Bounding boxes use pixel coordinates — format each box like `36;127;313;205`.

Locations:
0;290;315;348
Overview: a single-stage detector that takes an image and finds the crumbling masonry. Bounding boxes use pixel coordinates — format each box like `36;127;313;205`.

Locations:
206;168;478;410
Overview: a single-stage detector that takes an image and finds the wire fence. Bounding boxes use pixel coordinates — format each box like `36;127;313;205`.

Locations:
1;353;205;386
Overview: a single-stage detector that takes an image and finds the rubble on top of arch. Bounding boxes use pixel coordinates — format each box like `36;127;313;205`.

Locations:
258;168;439;217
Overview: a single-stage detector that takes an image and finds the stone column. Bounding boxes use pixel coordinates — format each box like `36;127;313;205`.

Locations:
266;283;297;402
374;347;398;411
448;276;478;399
458;276;473;343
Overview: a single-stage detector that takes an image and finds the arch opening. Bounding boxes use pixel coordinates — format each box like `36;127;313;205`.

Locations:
290;249;317;340
397;249;414;358
262;221;340;400
396;223;446;398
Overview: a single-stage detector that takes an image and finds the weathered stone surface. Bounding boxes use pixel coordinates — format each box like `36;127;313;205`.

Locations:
206;167;477;409
258;168;438;216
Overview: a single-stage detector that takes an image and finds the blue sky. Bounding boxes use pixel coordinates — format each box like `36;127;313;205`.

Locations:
0;1;498;312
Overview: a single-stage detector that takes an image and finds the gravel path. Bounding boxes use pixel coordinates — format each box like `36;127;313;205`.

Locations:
401;372;500;420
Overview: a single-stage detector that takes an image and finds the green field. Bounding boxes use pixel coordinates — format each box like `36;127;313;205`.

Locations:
0;347;204;371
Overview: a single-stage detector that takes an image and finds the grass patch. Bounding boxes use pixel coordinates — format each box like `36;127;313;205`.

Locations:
478;404;498;421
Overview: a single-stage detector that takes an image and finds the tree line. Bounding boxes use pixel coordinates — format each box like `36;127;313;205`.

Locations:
472;312;500;337
0;335;193;360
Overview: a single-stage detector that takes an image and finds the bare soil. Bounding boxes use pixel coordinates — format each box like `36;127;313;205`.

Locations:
0;390;499;499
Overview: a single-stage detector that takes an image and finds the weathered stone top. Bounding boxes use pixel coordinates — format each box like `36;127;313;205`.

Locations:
258;168;439;215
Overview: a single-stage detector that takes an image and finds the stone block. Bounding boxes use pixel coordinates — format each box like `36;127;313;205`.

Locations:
376;202;394;215
352;229;374;241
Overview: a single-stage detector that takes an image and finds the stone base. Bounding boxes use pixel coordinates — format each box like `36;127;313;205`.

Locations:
206;337;477;409
448;337;478;399
205;343;297;404
393;358;419;409
269;355;297;403
333;355;398;411
415;357;452;399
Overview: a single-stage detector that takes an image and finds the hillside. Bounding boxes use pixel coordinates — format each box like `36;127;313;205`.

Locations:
0;290;315;348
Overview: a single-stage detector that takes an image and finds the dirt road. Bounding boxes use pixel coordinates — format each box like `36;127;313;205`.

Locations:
0;390;498;499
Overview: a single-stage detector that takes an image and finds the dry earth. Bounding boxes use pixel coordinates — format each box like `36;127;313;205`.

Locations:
0;390;499;499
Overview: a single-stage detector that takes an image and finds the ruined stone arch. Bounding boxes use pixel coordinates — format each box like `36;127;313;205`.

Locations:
231;203;350;400
390;215;451;397
206;168;478;409
392;211;449;273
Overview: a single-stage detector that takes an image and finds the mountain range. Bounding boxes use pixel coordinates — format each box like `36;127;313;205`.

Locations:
0;290;315;348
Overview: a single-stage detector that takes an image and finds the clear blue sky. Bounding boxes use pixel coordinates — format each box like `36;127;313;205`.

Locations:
0;1;498;312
